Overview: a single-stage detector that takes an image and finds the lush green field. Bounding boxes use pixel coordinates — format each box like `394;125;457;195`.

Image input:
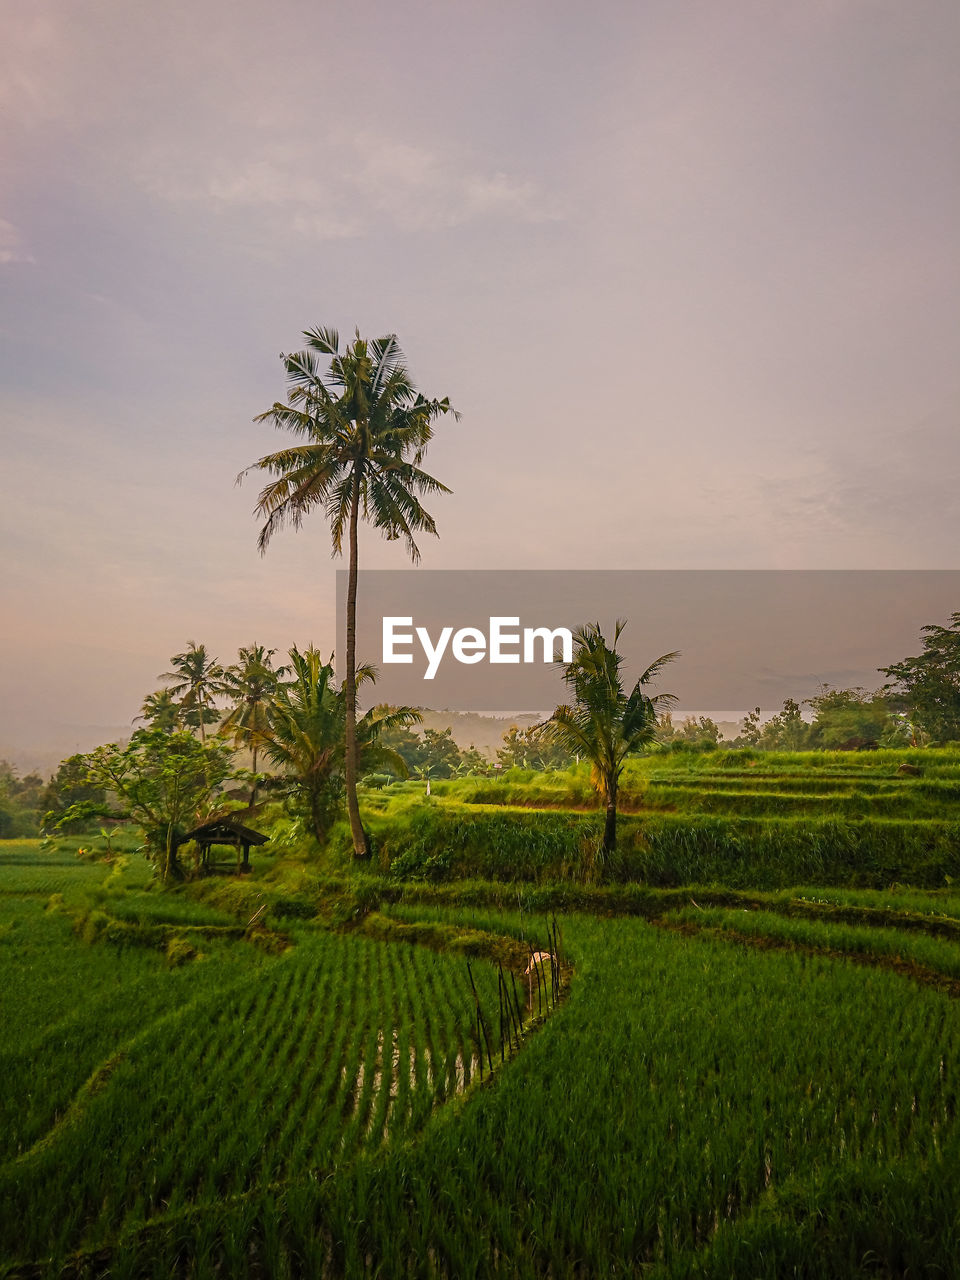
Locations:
7;838;960;1275
338;748;960;887
0;843;508;1272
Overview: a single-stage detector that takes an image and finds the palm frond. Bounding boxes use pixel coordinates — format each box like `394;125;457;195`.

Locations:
303;326;340;355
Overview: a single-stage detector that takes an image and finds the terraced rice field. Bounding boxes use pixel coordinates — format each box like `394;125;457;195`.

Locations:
354;749;960;886
0;844;502;1270
7;838;960;1275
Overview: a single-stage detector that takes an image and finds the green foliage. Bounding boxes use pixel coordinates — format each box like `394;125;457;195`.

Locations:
344;798;960;889
159;641;223;740
135;689;182;733
242;327;458;560
0;760;46;837
420;726;462;777
240;325;459;858
881;611;960;744
732;705;763;747
219;643;286;804
252;645;421;840
376;717;429;773
0;860;499;1267
56;729;232;880
340;748;960;888
656;713;722;750
376;721;494;779
545;620;677;855
758;697;811;750
496;723;574;770
805;684;903;749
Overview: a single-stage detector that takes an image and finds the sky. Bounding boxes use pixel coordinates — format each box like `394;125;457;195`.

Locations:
1;0;959;756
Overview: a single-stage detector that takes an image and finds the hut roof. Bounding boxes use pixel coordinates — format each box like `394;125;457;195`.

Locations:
182;815;269;845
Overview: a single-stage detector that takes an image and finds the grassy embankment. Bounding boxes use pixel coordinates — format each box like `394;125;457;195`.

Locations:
327;747;960;888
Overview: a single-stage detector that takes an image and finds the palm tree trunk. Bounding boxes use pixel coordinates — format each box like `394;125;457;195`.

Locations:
602;778;617;857
344;472;370;857
310;789;327;845
250;742;258;809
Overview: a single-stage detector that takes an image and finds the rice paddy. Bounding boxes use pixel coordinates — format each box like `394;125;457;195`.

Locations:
346;748;960;887
7;817;960;1276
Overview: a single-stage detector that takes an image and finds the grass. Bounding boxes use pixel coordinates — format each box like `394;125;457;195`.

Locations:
342;748;960;888
87;912;960;1278
665;904;960;981
10;746;960;1276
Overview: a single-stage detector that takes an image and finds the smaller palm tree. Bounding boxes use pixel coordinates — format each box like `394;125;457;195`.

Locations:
135;689;181;733
220;644;286;806
544;621;678;858
160;642;223;743
251;645;420;843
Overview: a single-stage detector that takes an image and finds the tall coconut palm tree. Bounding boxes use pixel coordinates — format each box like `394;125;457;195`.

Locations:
251;645;420;843
239;327;457;856
159;642;223;743
220;644;286;806
544;621;678;858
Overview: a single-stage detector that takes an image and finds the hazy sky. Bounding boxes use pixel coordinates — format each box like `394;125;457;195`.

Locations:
2;1;959;751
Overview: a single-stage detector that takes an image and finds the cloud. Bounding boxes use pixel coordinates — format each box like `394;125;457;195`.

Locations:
0;219;34;265
133;132;559;240
694;401;960;567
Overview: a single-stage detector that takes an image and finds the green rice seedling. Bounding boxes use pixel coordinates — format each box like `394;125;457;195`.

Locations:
22;905;960;1277
666;906;960;981
786;883;960;918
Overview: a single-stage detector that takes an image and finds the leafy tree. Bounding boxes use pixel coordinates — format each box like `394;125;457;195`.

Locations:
159;642;223;742
240;327;457;857
656;713;722;750
220;644;286;806
8;768;44;810
496;724;574;770
805;686;899;750
543;621;677;857
251;646;421;843
136;689;182;733
0;762;45;837
420;727;462;778
458;745;490;775
375;722;485;778
758;698;811;751
880;613;960;744
56;730;232;880
375;715;428;774
41;754;108;833
733;707;763;748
